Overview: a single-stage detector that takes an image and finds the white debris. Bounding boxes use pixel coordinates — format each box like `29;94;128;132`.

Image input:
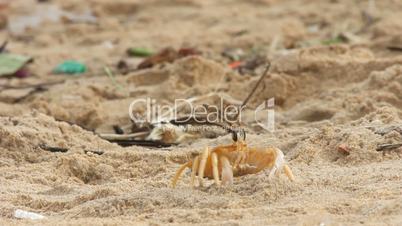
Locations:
14;209;45;220
147;122;196;143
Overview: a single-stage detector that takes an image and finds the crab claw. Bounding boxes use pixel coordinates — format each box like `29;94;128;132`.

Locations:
269;148;295;181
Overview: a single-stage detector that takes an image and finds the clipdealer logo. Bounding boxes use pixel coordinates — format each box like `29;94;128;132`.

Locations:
128;97;275;132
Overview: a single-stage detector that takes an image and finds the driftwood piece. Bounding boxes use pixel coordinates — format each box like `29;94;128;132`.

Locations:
376;143;402;152
39;144;68;153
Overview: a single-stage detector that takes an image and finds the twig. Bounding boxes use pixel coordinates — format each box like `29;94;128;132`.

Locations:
376;143;402;151
269;36;281;53
387;46;402;52
104;66;126;91
13;86;47;103
109;139;172;148
1;81;65;103
241;62;271;108
0;80;65;90
39;144;69;153
99;131;173;148
231;62;271;122
99;132;149;140
84;150;104;155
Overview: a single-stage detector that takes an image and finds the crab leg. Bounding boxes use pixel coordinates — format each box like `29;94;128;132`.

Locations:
283;164;295;181
269;148;295;181
211;152;220;186
234;152;250;172
198;147;209;187
191;156;200;187
171;162;191;188
233;153;243;169
220;156;233;186
239;152;247;166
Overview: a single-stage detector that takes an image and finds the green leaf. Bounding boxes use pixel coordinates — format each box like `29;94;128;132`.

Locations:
0;54;32;76
126;48;154;57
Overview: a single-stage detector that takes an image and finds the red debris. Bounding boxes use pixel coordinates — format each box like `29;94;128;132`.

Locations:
228;61;243;69
337;143;350;155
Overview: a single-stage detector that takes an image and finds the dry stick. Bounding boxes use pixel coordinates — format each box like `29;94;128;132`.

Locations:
110;139;172;148
269;36;281;53
99;132;149;140
1;81;65;103
84;150;104;155
233;62;271;122
104;66;126;92
0;80;65;90
98;131;174;148
13;86;47;103
376;143;402;152
387;46;402;52
242;62;271;109
39;144;68;153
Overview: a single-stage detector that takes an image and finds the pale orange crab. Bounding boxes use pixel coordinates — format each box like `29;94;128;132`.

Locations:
172;130;295;188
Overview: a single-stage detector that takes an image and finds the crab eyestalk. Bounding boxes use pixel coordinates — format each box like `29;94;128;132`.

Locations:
232;128;247;151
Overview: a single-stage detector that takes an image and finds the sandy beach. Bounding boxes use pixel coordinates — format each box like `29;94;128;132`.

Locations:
0;0;402;225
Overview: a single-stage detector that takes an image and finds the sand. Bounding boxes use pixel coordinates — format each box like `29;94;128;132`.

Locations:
1;0;402;225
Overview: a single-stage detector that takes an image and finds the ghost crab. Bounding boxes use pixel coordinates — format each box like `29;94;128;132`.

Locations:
172;130;295;188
